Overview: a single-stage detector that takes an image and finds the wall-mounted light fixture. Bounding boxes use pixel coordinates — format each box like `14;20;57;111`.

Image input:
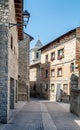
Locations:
9;10;30;28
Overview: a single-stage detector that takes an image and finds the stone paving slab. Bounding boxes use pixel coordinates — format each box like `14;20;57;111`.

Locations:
1;100;44;130
0;101;26;130
0;124;6;130
40;102;57;130
0;99;80;130
57;102;70;112
9;101;26;121
44;102;80;130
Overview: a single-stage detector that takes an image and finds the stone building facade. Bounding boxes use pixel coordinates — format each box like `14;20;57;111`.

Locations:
18;33;33;101
0;0;23;123
30;40;43;97
70;28;80;117
38;27;80;102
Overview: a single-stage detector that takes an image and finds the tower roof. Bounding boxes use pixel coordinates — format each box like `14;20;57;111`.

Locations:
35;39;43;48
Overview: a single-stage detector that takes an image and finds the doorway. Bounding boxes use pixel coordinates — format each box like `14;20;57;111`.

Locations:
56;84;61;101
10;78;14;109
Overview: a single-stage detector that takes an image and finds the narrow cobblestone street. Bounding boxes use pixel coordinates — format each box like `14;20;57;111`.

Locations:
1;99;80;130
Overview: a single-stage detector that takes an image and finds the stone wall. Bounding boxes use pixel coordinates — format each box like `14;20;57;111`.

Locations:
70;28;80;117
8;0;18;108
0;0;9;123
70;89;80;117
0;0;18;123
30;63;42;98
0;0;9;24
18;34;31;101
0;25;8;123
30;62;50;100
76;28;80;88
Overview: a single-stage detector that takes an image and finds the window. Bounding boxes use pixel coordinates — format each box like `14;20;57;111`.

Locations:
57;68;62;77
45;70;48;78
36;52;39;59
51;69;55;77
45;84;48;91
45;54;48;62
51;84;55;92
70;63;74;72
51;52;55;61
11;35;13;50
63;84;68;94
58;48;64;59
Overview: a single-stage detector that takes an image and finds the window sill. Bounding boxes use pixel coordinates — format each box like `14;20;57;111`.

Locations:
57;55;64;60
50;58;55;61
57;75;62;77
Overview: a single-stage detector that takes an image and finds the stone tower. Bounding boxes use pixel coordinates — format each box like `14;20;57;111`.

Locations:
30;39;43;64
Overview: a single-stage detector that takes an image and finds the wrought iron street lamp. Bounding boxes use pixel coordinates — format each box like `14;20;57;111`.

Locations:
9;10;30;28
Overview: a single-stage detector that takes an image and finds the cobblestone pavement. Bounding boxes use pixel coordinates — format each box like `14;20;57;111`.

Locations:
1;99;80;130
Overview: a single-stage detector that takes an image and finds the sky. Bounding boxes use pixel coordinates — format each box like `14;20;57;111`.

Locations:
24;0;80;49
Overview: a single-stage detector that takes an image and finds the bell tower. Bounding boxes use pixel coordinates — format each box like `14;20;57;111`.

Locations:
30;39;43;64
